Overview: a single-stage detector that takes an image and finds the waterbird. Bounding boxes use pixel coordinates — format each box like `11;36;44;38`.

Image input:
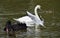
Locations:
26;5;45;28
4;20;27;36
13;5;46;28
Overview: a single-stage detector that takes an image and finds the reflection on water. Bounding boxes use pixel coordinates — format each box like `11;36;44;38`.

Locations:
0;23;60;38
1;25;41;38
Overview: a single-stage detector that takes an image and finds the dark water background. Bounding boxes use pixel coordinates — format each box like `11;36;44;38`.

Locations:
0;0;60;38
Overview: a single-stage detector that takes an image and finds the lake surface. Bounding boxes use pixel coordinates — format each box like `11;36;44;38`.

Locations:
0;0;60;38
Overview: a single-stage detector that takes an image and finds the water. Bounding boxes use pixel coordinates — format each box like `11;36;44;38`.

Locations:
0;0;60;38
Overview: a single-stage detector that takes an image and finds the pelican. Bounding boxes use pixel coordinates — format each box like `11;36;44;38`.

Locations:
13;5;45;28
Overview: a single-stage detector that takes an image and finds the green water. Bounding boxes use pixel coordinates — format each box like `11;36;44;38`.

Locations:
0;0;60;38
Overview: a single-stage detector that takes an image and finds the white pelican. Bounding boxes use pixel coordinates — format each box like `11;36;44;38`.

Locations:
13;5;45;28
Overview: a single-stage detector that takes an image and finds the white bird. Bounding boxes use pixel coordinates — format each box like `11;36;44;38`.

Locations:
26;5;45;28
13;16;34;26
13;5;45;28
